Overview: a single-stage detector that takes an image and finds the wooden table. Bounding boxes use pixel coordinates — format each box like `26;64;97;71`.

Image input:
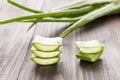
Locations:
0;0;120;80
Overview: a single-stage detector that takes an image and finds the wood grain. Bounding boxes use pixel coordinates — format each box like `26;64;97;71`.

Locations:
0;0;120;80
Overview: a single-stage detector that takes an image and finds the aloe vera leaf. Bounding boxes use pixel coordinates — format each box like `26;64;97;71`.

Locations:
51;0;113;11
60;1;120;38
0;6;94;24
20;17;80;22
7;0;42;13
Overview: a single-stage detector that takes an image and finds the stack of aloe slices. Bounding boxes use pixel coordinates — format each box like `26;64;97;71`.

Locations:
75;40;104;62
31;36;63;65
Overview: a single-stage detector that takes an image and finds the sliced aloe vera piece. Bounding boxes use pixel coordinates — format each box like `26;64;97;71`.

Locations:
79;46;103;54
76;50;103;62
31;57;60;65
33;36;62;45
76;53;91;61
31;53;36;57
32;50;61;58
32;36;63;52
75;40;104;54
32;43;61;52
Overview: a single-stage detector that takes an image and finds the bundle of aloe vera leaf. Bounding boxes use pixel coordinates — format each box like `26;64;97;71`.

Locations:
0;0;120;34
75;40;104;62
2;0;119;38
31;36;62;65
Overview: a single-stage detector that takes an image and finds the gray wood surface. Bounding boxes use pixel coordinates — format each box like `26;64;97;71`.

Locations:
0;0;120;80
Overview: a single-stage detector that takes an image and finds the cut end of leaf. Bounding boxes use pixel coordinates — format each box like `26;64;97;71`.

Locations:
31;57;60;65
75;40;104;54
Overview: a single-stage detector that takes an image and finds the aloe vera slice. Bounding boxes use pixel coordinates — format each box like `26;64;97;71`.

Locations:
76;53;91;62
75;40;104;54
79;47;103;54
32;43;61;52
76;50;103;62
31;50;61;58
32;36;62;52
31;57;60;65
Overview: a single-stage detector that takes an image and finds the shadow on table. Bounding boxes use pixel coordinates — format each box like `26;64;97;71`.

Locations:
79;59;103;72
34;63;59;80
50;23;73;37
76;15;120;31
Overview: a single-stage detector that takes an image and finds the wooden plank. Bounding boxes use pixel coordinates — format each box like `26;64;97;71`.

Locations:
0;0;43;80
